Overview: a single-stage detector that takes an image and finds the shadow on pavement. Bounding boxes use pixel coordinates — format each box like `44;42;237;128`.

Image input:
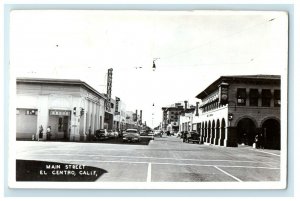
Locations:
16;160;107;182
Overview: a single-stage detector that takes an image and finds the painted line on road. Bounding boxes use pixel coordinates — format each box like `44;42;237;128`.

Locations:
22;158;280;170
20;153;278;165
147;163;152;182
214;166;243;182
253;149;280;157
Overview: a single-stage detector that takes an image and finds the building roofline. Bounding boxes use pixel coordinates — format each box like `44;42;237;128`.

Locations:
195;74;281;99
16;77;107;99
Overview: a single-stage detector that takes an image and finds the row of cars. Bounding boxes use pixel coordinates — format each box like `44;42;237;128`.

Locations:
181;131;201;144
163;130;201;144
93;129;119;140
93;128;155;143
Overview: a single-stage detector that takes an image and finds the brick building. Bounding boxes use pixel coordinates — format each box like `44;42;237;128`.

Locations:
193;75;281;149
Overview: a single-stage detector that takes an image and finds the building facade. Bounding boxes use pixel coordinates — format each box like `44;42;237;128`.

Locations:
16;78;106;141
179;106;196;132
193;75;281;149
162;102;185;132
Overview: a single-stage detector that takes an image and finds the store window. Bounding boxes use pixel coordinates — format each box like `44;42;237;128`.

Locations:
249;89;259;106
237;88;247;106
274;89;281;107
25;109;38;115
261;89;272;107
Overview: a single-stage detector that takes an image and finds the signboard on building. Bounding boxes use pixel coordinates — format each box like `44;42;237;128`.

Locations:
106;68;113;112
115;96;120;115
218;82;229;104
49;110;71;116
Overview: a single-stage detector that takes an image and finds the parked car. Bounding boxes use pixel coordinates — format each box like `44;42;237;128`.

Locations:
147;131;155;139
108;130;118;138
154;130;162;137
174;131;181;138
113;130;119;138
123;129;141;142
186;131;200;143
94;129;109;140
140;130;147;136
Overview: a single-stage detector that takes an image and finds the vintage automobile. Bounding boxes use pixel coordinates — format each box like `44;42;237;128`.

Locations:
154;130;162;137
123;129;141;142
108;130;118;138
186;131;200;143
139;130;147;136
94;129;109;140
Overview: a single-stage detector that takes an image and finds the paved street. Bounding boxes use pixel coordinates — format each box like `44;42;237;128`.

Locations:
15;135;281;182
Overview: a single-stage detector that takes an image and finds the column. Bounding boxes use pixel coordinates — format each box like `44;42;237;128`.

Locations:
218;127;222;146
210;127;214;144
225;127;238;147
212;127;218;145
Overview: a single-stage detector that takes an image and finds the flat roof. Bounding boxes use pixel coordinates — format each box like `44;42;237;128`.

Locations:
16;77;107;100
195;74;281;99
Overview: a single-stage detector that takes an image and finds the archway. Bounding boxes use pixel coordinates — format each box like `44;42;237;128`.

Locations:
204;121;207;143
237;118;256;146
220;118;226;146
201;122;205;144
261;119;280;150
207;121;211;143
215;119;220;145
211;120;215;144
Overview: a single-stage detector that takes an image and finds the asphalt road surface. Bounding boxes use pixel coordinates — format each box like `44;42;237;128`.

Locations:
15;135;281;182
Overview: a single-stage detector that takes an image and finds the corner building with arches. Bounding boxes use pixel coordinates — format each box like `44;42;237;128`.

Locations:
193;75;281;149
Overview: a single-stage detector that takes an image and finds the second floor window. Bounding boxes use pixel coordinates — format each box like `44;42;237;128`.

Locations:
237;88;246;106
261;89;272;107
249;89;259;106
274;89;281;107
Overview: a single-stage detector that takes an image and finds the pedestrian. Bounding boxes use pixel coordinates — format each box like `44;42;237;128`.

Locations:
254;134;260;149
38;125;43;141
46;126;51;141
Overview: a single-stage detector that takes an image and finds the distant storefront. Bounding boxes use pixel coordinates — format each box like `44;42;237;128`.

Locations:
16;78;106;141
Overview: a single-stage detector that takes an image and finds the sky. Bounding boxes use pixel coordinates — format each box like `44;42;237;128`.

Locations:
10;10;288;128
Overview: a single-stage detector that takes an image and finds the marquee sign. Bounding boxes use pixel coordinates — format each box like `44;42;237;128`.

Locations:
106;68;113;112
115;96;120;114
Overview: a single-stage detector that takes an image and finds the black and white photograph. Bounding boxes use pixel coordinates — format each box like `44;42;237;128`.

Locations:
8;9;288;189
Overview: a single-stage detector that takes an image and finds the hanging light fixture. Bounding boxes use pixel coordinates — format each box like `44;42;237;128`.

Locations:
152;58;160;71
152;60;156;71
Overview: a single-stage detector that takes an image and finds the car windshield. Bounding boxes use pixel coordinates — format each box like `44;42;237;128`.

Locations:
126;129;137;133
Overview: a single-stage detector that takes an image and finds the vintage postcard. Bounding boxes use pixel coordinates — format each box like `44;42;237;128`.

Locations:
8;10;288;189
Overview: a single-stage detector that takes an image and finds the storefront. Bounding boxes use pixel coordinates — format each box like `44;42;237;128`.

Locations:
16;78;106;141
